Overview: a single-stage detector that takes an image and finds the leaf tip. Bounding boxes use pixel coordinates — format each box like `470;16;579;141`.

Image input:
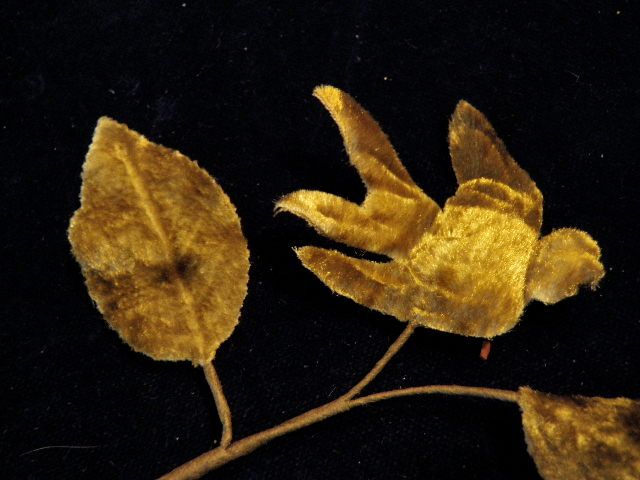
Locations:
93;116;125;138
96;115;118;126
453;99;475;114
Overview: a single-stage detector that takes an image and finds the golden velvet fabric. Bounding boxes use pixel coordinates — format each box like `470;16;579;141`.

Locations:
519;387;640;479
277;86;604;338
68;118;249;364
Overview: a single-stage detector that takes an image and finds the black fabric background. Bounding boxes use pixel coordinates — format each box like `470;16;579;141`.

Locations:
3;2;640;479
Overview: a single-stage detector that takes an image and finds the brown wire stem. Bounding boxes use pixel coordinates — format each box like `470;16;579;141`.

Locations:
340;323;415;401
202;361;233;448
159;382;517;479
160;324;519;479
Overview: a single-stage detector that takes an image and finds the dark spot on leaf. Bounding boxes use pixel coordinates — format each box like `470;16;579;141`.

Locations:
175;254;198;281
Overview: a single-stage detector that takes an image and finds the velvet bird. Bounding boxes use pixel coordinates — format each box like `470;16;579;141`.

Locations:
276;86;604;339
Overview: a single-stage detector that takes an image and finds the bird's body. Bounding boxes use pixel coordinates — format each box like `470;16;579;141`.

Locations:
405;189;538;338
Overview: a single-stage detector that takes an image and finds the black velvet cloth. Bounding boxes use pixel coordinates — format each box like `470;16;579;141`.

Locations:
4;2;640;479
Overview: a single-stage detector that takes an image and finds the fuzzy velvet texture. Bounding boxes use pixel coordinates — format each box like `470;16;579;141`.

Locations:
277;87;604;339
518;387;640;479
7;3;640;479
68;118;249;364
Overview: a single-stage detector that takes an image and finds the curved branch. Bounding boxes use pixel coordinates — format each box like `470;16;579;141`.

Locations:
352;384;519;406
158;384;517;480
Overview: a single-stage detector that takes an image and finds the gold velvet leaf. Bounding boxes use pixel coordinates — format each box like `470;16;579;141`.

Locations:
518;387;640;480
277;86;604;338
68;117;249;365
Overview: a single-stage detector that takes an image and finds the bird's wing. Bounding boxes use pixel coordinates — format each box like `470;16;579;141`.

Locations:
277;85;439;259
295;246;418;321
295;245;514;338
448;100;543;225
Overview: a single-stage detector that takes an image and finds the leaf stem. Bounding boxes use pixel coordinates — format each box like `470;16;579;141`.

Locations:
160;326;517;479
202;361;233;448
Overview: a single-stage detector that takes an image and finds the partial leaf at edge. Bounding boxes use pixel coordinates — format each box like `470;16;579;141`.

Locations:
518;387;640;480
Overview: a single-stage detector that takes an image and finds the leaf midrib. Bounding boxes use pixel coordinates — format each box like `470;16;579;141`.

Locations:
115;142;205;356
